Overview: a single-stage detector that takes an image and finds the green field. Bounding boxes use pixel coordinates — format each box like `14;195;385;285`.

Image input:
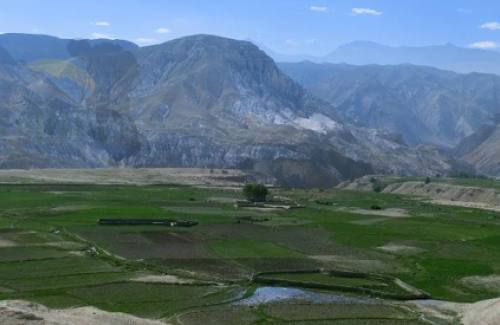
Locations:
1;181;499;323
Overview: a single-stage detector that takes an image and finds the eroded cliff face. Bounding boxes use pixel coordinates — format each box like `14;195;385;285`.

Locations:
0;34;457;186
455;124;500;176
280;62;500;148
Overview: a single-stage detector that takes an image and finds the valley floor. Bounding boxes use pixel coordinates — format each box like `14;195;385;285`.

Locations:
0;169;499;324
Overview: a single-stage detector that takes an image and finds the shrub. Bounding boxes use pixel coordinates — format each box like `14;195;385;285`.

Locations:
425;177;431;184
243;183;269;202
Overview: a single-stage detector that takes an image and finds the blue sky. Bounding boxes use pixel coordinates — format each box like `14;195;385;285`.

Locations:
2;0;500;55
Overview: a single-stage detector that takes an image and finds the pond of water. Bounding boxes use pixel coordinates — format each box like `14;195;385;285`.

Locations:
237;286;372;305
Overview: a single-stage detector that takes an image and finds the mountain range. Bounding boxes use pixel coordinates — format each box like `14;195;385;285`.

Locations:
279;62;500;147
0;33;497;185
279;61;500;176
270;41;500;76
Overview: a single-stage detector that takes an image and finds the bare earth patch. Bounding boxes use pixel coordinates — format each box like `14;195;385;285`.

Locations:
49;205;90;212
0;239;17;248
412;298;500;325
338;207;410;218
377;243;423;255
341;179;500;213
0;300;167;325
130;274;194;285
430;199;500;213
460;298;500;325
68;251;86;257
460;275;500;293
384;181;500;212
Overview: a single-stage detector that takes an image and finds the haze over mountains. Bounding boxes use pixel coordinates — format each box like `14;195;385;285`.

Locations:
272;41;500;76
1;33;499;185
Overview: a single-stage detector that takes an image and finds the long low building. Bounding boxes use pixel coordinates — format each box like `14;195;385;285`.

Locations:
98;219;198;227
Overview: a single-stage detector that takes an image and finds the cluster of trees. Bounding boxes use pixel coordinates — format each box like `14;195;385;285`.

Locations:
243;183;268;202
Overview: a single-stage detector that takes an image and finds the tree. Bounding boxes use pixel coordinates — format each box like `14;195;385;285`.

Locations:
243;183;269;202
425;177;431;184
372;183;383;193
370;177;383;193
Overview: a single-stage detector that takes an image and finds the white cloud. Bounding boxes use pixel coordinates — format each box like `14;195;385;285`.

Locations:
305;38;318;44
92;21;111;27
468;41;498;49
310;6;328;13
90;32;113;39
480;22;500;30
351;8;383;16
156;27;170;34
285;39;299;47
135;38;160;45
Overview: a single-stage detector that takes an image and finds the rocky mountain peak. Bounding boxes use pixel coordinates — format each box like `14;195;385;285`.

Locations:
133;34;332;131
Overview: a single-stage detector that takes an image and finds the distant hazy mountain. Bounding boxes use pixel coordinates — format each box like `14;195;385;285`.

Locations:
280;61;500;147
0;34;460;185
266;41;500;75
327;41;500;74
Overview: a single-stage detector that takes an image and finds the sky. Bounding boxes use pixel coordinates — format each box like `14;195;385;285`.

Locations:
1;0;500;56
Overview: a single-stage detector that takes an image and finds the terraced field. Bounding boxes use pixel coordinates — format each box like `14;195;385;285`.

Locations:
0;178;499;323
